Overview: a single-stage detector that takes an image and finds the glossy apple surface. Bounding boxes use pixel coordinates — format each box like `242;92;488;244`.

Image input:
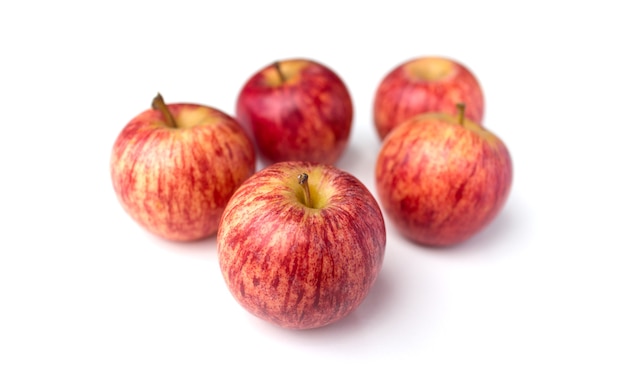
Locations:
217;161;385;329
236;59;353;165
111;95;256;241
375;107;512;246
373;56;485;140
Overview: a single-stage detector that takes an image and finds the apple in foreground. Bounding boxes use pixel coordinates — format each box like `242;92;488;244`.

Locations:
373;56;485;140
111;94;256;241
217;161;385;329
375;104;512;246
235;58;353;165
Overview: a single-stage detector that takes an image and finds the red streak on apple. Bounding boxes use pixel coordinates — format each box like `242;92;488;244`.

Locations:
375;113;512;246
217;161;385;329
373;57;485;140
111;104;256;241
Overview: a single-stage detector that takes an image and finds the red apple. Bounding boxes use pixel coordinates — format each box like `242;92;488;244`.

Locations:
217;161;385;329
235;59;353;165
373;56;485;140
375;104;512;246
111;94;256;241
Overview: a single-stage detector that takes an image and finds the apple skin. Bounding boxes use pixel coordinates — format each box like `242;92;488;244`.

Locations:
217;161;385;329
375;112;512;246
111;100;256;241
373;56;485;140
235;59;353;165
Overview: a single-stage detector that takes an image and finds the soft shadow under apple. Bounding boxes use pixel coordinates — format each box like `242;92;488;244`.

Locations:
259;244;433;348
415;194;532;259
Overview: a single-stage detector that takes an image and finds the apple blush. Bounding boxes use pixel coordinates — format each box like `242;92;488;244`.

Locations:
373;56;485;140
235;59;353;165
110;94;256;241
375;104;512;246
217;161;386;329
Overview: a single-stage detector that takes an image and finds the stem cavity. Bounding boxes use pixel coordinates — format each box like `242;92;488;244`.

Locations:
298;173;312;208
456;102;466;126
151;93;178;128
274;61;286;83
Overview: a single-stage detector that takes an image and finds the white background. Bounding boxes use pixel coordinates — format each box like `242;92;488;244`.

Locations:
1;1;625;390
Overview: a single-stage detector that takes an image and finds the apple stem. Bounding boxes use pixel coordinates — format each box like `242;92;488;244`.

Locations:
456;103;466;126
151;93;178;128
297;173;312;208
274;61;286;83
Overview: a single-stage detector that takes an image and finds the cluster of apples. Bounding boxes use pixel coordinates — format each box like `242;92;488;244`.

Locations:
110;56;512;330
373;57;512;247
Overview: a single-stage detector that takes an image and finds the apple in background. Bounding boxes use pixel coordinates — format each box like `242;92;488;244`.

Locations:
110;94;256;241
217;161;385;329
375;104;512;246
373;56;485;140
235;58;353;165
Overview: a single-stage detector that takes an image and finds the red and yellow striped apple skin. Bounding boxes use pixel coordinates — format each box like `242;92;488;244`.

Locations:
217;161;385;329
375;114;512;246
373;57;485;140
111;104;256;241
